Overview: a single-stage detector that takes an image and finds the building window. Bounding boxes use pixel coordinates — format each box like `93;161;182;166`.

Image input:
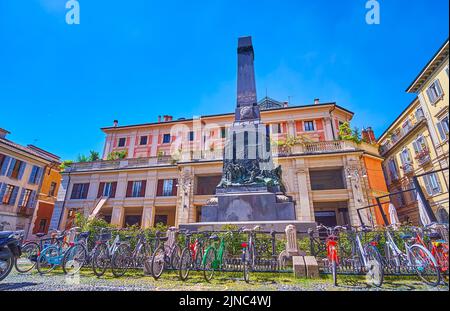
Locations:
412;135;428;154
195;175;222;195
388;159;399;181
221;127;226;139
415;108;425;120
48;182;57;197
423;173;441;196
118;137;126;147
0;154;5;169
310;169;345;190
163;179;174;196
126;180;146;198
21;189;32;207
98;181;117;198
139;136;148;145
188;131;195;141
156;179;176;197
437;115;449;141
29;166;42;184
70;183;90;200
162;134;171;144
426;79;444;104
2;184;16;205
400;148;413;172
304;121;315;132
9;160;24;179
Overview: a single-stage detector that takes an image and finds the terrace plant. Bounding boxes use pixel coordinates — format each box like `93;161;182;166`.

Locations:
338;122;362;144
107;150;128;160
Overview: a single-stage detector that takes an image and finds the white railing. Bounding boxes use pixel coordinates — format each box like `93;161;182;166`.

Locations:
66;140;375;172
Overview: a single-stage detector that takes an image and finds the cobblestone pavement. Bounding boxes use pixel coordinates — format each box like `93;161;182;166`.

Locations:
0;269;448;291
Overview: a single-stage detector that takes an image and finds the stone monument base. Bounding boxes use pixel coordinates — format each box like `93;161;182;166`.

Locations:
179;220;316;235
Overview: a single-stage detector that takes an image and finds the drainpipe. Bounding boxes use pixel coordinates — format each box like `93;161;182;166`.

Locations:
329;106;337;140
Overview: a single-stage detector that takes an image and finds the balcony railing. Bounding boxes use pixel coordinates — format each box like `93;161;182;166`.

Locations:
66;140;376;173
415;149;432;166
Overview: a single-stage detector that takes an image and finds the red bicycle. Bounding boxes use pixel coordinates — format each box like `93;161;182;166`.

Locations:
179;231;207;281
317;224;347;286
420;223;449;286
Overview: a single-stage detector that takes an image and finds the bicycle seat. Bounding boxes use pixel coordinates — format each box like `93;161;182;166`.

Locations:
123;235;133;240
35;233;46;238
209;235;219;241
400;233;413;240
159;236;169;242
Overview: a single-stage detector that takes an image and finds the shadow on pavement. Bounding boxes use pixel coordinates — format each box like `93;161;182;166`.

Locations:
0;282;38;291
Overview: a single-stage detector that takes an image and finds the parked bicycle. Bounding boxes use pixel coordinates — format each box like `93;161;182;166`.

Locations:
130;233;152;269
15;231;62;273
36;229;74;274
343;225;384;287
91;228;133;277
316;224;347;286
179;230;207;281
147;227;181;280
422;223;448;286
62;230;91;275
241;226;260;283
202;231;232;282
383;224;440;287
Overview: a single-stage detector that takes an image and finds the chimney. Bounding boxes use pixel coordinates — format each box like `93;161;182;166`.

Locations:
0;128;10;139
167;115;173;121
283;101;289;108
362;127;376;144
314;98;320;105
157;116;162;123
163;115;168;122
113;120;118;127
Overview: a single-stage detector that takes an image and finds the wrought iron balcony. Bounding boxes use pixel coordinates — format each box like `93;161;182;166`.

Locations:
415;149;432;166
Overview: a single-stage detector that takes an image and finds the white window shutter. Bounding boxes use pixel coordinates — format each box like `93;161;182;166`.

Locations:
435;79;443;97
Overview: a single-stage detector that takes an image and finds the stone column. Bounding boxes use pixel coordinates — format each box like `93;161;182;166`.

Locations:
295;161;313;221
111;206;125;227
141;206;154;229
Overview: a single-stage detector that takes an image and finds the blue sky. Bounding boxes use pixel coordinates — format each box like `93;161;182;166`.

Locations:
0;0;448;160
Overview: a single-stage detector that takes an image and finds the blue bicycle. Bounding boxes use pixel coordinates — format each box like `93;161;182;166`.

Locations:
36;229;74;274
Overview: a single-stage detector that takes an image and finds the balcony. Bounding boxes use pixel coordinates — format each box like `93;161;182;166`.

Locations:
65;140;377;173
380;116;426;156
400;162;414;175
415;149;432;166
17;206;34;217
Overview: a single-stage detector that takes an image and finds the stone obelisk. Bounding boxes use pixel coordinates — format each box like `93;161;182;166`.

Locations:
199;36;297;224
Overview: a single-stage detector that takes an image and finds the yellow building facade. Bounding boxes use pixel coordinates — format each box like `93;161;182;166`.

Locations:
379;39;449;224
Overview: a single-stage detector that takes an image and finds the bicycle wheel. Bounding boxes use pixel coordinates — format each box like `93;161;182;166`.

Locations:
63;243;87;275
36;245;60;274
170;245;181;269
135;244;150;269
179;248;192;281
150;245;166;280
410;244;440;287
111;244;132;278
15;242;39;273
195;248;203;270
0;251;14;281
92;243;109;277
203;247;216;282
364;245;384;287
243;249;250;283
331;260;337;286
